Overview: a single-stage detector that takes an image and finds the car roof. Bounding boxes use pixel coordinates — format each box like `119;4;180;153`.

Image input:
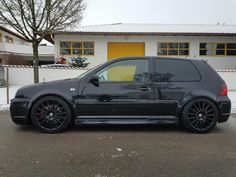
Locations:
111;56;201;62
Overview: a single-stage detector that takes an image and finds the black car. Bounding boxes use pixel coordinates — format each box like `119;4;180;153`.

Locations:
10;57;231;133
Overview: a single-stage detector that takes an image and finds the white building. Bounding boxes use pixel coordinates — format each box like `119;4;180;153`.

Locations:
0;26;54;65
47;23;236;70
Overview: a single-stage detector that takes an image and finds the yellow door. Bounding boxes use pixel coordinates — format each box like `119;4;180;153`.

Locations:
107;42;145;60
107;42;145;80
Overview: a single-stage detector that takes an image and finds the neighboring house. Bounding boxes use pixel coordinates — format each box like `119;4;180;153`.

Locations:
46;23;236;70
0;26;54;65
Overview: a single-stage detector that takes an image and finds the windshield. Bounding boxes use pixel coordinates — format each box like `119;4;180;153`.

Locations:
77;63;104;79
77;69;93;79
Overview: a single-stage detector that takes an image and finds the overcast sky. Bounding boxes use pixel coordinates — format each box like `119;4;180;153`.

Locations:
81;0;236;26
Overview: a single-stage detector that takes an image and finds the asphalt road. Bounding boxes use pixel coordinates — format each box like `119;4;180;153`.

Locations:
0;111;236;177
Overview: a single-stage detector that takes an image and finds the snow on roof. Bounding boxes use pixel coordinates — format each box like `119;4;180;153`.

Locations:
54;23;236;35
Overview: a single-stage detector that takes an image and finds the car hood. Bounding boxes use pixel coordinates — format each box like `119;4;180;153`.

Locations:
15;78;80;99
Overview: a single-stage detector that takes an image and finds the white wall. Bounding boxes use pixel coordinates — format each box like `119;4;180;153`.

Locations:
4;66;88;86
55;35;236;70
218;71;236;91
39;68;87;82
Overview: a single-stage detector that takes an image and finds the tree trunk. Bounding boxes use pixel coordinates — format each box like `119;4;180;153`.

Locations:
32;42;39;83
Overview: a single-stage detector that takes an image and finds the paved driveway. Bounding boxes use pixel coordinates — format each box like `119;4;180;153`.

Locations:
0;111;236;177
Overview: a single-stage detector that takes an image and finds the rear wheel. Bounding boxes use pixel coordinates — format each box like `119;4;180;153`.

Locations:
181;98;218;133
31;96;72;133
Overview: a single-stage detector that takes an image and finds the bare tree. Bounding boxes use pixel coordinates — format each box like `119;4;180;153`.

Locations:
0;0;86;83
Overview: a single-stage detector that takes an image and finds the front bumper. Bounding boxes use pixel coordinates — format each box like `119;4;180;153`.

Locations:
217;96;231;123
10;98;31;125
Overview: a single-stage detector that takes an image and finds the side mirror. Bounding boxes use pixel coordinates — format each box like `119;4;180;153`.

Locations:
90;75;99;87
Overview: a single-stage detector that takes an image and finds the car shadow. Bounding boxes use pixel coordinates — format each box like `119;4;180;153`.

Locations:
16;125;39;133
16;123;184;134
16;123;225;134
72;123;185;133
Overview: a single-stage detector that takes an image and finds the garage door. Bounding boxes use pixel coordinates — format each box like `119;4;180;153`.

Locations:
107;42;145;60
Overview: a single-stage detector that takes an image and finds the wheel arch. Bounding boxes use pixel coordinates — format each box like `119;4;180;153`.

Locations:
27;93;76;123
179;96;221;118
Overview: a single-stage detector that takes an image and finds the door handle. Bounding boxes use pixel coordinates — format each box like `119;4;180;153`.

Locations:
139;86;151;91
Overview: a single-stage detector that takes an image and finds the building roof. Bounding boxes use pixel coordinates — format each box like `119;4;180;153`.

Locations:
54;23;236;35
45;23;236;44
0;26;28;41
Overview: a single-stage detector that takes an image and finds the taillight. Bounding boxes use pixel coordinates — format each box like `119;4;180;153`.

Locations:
219;83;228;96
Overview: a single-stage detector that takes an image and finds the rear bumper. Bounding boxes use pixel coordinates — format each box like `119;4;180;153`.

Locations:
217;96;231;123
10;98;31;125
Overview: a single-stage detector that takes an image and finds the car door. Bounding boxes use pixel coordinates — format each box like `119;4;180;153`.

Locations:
77;58;155;119
153;58;201;117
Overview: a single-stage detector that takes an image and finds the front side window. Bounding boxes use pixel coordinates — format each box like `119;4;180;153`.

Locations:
158;42;189;56
155;59;200;82
96;59;149;82
200;43;236;56
60;41;94;56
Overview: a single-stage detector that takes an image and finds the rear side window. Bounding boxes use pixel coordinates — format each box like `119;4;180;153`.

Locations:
155;59;201;82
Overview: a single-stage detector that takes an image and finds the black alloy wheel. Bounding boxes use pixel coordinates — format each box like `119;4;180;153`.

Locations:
181;98;218;133
31;96;72;133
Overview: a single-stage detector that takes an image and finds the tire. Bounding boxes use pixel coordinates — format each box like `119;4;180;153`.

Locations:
181;98;219;133
31;96;72;133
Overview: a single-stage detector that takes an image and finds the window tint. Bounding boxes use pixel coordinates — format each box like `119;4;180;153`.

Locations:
155;59;200;82
96;59;149;82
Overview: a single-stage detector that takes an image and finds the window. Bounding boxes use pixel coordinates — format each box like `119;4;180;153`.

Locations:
155;59;200;82
5;36;13;43
0;33;2;43
158;42;189;56
96;59;149;82
200;43;236;56
60;41;94;56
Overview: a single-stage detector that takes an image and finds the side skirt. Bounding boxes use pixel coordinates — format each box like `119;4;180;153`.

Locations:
75;116;178;125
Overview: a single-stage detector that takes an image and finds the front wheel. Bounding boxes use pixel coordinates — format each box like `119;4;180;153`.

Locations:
181;98;219;133
31;96;72;133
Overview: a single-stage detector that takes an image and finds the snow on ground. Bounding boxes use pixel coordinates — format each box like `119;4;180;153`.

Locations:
0;86;236;113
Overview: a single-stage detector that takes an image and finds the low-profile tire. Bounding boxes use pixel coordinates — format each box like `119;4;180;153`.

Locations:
31;96;72;133
181;98;219;133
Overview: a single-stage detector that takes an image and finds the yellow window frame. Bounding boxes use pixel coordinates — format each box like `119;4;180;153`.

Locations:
60;41;95;56
157;42;190;56
199;42;236;57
